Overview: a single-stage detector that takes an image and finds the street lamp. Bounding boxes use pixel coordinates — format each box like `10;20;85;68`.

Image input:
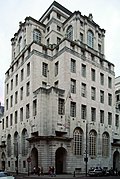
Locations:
84;122;88;176
84;122;94;176
16;141;19;175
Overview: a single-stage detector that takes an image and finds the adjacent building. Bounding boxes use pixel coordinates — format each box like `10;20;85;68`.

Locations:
0;1;120;174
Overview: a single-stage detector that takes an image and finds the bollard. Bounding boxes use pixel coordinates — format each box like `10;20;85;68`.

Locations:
73;170;75;177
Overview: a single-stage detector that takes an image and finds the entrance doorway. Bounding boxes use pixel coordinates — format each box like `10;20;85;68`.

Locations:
113;151;120;170
31;147;38;173
1;152;5;171
55;147;67;174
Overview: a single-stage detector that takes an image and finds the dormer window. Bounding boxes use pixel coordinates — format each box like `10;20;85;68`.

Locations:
66;25;73;41
87;30;94;48
33;29;41;44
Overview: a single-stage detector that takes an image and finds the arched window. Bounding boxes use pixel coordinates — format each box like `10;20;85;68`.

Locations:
21;129;28;156
14;132;19;157
73;127;83;155
7;134;11;157
33;29;41;43
102;132;109;157
66;25;73;41
87;30;94;48
89;130;97;157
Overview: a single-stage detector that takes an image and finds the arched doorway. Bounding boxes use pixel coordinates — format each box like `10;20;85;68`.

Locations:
55;147;67;174
113;151;120;170
1;152;6;171
31;147;38;173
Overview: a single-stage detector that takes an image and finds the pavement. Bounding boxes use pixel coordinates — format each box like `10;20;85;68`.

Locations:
14;173;86;179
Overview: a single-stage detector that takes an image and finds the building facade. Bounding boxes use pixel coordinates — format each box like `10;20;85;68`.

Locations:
0;1;119;174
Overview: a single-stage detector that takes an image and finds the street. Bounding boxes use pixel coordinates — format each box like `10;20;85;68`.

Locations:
14;174;120;179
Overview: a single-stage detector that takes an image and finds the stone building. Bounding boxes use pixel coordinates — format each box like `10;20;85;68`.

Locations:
0;1;119;174
113;76;120;170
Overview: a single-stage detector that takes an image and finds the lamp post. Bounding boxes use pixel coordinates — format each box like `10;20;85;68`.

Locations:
84;122;88;176
16;141;19;175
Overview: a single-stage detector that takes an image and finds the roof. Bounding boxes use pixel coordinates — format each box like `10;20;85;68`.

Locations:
39;1;72;22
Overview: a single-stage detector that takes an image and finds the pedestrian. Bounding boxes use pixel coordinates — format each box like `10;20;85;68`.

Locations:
37;166;40;176
49;166;52;176
41;166;44;175
33;166;36;174
51;166;56;177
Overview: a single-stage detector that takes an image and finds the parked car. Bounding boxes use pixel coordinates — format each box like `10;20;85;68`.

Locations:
0;171;15;178
88;167;103;176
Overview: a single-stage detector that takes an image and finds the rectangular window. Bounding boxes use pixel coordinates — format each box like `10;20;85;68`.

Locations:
20;87;23;100
100;90;104;103
70;102;76;117
26;81;30;96
81;64;86;77
108;112;112;125
11;79;13;90
23;161;26;168
27;62;30;76
8;161;10;168
81;105;86;120
47;14;50;20
91;54;95;61
20;107;23;122
15;74;18;86
15;111;18;124
91;68;95;81
10;95;13;107
57;13;61;19
6;99;8;110
81;83;86;97
2;119;4;130
71;59;76;73
6;116;8;128
100;110;104;123
33;99;37;116
115;114;119;127
15;91;18;104
98;44;101;53
26;104;30;119
100;73;104;85
91;107;96;122
116;94;120;102
80;33;83;42
91;87;96;100
71;79;76;94
6;83;9;94
100;59;104;67
10;113;13;126
21;69;24;81
58;98;65;115
108;77;112;88
80;21;83;26
108;93;112;106
55;61;59;76
42;62;48;77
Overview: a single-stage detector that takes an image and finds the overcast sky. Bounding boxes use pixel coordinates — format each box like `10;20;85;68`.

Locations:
0;0;120;105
